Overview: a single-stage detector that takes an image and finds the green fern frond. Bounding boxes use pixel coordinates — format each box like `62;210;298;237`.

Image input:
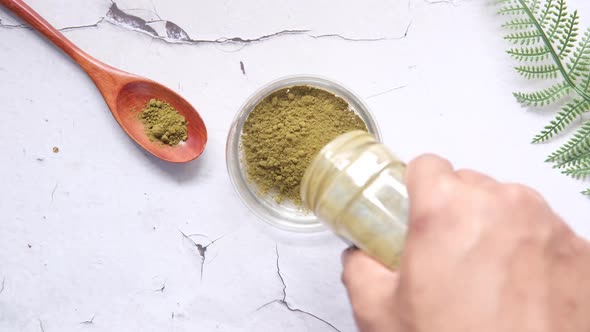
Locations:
562;160;590;179
502;0;590;195
582;188;590;195
507;45;551;61
546;0;568;40
532;99;589;142
505;30;543;44
567;29;590;80
513;81;570;106
515;64;560;79
546;121;590;162
557;11;579;59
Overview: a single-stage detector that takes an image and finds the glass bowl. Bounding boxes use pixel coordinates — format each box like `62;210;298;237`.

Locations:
226;75;381;233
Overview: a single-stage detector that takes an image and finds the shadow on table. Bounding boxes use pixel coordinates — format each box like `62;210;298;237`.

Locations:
141;144;210;183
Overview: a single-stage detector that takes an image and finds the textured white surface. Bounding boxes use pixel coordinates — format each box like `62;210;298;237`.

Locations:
1;0;590;331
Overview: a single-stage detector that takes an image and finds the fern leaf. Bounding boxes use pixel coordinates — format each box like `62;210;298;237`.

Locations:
530;0;542;14
500;0;540;14
546;0;568;40
567;29;590;80
515;64;559;79
532;99;590;142
503;18;535;30
562;160;590;179
557;10;579;59
546;121;590;161
502;0;590;195
507;45;551;61
539;0;556;26
582;188;590;195
553;151;590;168
499;5;526;16
513;81;570;106
505;30;543;45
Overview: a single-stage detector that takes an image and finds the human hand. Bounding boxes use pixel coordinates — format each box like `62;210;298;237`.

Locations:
342;154;590;332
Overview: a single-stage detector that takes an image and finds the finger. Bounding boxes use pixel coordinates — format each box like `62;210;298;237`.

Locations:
404;157;466;269
501;183;546;204
342;249;400;331
406;154;455;216
406;154;454;192
455;169;498;187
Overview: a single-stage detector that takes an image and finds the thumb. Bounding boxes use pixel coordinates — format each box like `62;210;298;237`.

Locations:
342;248;400;332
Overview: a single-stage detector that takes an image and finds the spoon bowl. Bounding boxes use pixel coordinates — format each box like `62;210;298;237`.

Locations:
1;0;208;162
116;81;207;162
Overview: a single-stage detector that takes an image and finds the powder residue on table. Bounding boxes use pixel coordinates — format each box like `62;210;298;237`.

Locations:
139;99;188;146
241;86;367;205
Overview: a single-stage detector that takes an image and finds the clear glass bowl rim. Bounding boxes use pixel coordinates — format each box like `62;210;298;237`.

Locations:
226;75;382;233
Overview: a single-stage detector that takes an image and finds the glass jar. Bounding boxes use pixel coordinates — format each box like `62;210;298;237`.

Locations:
301;131;408;269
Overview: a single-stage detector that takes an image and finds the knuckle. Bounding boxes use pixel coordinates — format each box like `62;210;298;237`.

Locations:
497;184;551;231
409;175;457;231
408;153;440;167
431;174;456;196
407;153;449;173
500;184;538;206
455;169;476;177
455;169;493;183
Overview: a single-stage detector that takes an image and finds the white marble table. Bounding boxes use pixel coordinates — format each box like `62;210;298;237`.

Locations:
1;0;590;331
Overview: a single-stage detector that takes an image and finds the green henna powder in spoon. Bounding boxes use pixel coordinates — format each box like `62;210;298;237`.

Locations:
139;99;188;146
241;86;367;205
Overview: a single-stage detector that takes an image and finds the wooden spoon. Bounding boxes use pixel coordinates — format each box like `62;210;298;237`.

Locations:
0;0;207;163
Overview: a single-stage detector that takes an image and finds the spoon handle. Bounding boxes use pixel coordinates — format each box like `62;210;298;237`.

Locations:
0;0;108;73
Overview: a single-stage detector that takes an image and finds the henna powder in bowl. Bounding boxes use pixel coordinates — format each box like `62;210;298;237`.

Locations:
226;76;381;232
241;85;367;205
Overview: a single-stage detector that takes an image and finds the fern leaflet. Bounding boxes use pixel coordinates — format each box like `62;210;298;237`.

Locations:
539;0;556;26
505;30;543;45
546;121;590;162
507;45;551;61
553;151;590;169
515;64;560;79
513;81;570;106
546;0;567;39
567;30;590;80
532;99;589;142
557;11;579;59
499;5;527;16
562;161;590;179
503;18;535;30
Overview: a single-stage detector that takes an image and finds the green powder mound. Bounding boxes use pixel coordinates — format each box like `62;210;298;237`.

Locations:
241;86;367;205
139;99;188;146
